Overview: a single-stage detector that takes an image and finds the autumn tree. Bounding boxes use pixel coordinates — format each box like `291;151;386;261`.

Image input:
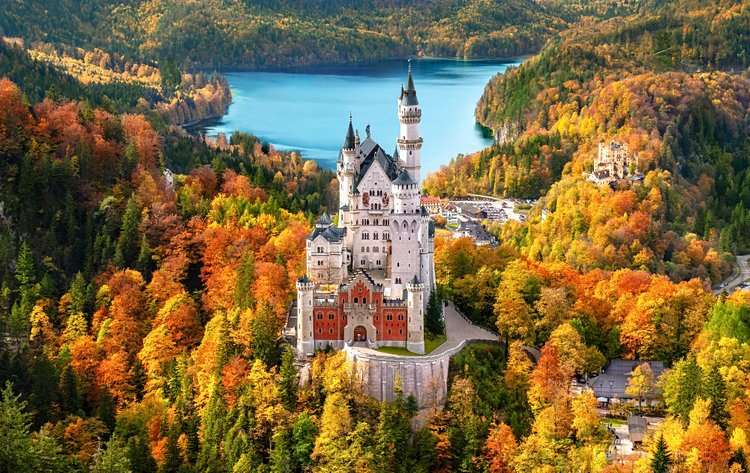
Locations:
626;363;656;413
483;422;517;473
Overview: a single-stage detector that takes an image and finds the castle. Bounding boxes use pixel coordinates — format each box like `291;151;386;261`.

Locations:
294;65;436;356
588;140;638;185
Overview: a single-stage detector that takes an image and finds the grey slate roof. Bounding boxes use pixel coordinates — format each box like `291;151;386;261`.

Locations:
354;141;400;191
308;225;346;243
409;274;421;285
628;417;648;443
344;116;356;149
318;212;332;226
298;274;312;284
588;360;664;400
392;168;417;186
400;64;419;106
342;269;382;291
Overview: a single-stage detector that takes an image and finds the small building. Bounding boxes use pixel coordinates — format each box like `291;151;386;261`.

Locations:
627;416;648;447
456;221;496;246
457;203;485;220
442;205;460;225
588;360;664;407
588;140;638;185
420;196;443;214
163;168;175;188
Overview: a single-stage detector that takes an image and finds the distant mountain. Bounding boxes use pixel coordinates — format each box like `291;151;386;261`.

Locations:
0;0;639;69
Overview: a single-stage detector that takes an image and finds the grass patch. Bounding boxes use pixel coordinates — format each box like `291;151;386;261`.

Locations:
375;334;447;356
602;417;627;426
447;223;459;230
377;346;417;356
425;334;447;353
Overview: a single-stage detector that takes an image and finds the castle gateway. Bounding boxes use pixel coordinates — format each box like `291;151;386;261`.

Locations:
295;65;436;355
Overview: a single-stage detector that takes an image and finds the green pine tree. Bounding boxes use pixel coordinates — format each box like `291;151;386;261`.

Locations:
59;364;81;416
292;412;317;470
252;302;280;367
68;272;88;316
279;345;297;411
703;367;729;428
663;356;702;423
115;197;141;268
425;289;444;336
92;434;131;473
269;427;294;473
235;252;255;310
198;379;228;473
650;434;672;473
127;434;157;473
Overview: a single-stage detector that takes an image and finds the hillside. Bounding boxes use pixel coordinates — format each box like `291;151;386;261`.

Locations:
1;1;749;472
0;0;640;69
0;39;232;126
425;0;750;276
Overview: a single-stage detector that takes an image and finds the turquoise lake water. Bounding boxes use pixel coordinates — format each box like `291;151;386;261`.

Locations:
197;58;521;176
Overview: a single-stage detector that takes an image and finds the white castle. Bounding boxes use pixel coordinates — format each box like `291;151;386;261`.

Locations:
588;140;639;185
294;64;436;355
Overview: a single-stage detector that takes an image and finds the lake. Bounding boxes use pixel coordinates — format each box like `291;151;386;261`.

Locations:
196;58;521;176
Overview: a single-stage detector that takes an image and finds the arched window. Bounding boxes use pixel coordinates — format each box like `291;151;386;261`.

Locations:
399;329;403;335
387;329;392;335
353;297;358;304
386;314;393;321
398;314;404;321
328;313;334;320
329;328;334;334
362;297;367;305
317;313;323;320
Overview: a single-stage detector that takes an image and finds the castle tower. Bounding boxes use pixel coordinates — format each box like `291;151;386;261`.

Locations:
406;275;425;354
338;114;357;213
390;168;420;295
418;208;435;302
296;275;315;355
398;62;423;184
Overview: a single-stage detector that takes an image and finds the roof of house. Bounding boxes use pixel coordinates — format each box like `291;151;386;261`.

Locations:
308;224;346;243
458;221;494;244
628;416;648;443
392;168;417;186
588;360;664;400
354;140;400;191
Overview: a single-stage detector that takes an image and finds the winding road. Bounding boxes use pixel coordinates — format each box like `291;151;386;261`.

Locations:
713;254;750;295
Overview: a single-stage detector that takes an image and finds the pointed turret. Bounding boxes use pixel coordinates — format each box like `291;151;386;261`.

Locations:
401;61;418;106
344;113;356;150
396;60;422;185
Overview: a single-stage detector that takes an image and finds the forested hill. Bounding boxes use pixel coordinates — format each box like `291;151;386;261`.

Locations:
0;39;232;127
424;0;750;279
0;0;640;69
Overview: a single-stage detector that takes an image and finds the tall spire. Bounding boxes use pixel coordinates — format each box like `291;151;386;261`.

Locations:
401;60;418;106
344;112;355;149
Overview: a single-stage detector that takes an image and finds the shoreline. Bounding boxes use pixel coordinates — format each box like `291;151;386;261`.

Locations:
195;54;529;75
